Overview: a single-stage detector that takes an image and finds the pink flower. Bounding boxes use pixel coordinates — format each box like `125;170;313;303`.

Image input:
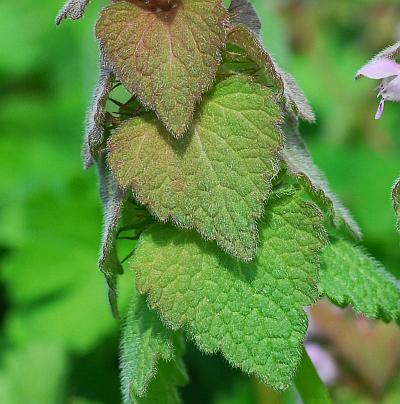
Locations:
356;44;400;119
305;342;338;386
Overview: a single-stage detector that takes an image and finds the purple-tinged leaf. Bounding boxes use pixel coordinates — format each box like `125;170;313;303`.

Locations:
96;0;228;138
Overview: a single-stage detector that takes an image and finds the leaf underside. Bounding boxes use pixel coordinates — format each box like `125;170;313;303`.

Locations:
282;122;361;239
392;177;400;230
319;240;400;322
55;0;91;25
83;68;114;169
120;293;187;404
226;24;315;122
131;190;327;389
108;76;282;261
96;0;228;137
97;155;126;318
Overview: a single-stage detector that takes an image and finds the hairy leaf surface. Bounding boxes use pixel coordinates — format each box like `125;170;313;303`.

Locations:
97;155;126;318
56;0;91;25
120;293;187;403
131;190;327;389
392;177;400;230
228;0;261;37
226;24;315;122
319;240;400;322
96;0;228;137
282;123;361;239
83;68;113;169
108;77;282;261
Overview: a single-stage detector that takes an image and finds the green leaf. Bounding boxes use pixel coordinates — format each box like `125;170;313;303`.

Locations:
120;293;187;404
226;24;315;122
108;76;282;261
96;0;228;137
130;190;327;389
392;177;400;230
139;359;186;404
282;122;361;239
83;68;113;169
55;0;91;25
319;240;400;322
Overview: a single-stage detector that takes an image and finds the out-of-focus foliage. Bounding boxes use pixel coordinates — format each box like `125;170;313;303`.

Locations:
0;0;399;403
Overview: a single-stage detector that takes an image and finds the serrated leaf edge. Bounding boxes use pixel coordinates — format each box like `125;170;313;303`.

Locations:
107;76;284;261
320;242;400;322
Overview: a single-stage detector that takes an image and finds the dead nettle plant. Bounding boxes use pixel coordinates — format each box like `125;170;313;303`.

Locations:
56;0;400;402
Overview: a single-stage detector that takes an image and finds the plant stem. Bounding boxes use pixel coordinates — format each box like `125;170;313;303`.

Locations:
294;349;332;404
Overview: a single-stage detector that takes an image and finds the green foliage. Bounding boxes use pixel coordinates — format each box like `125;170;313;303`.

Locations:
2;0;400;401
1;178;122;352
319;240;400;322
140;359;186;404
96;0;228;137
130;190;327;389
120;293;187;403
282;123;361;239
225;25;285;100
108;76;283;261
0;342;67;404
226;24;315;122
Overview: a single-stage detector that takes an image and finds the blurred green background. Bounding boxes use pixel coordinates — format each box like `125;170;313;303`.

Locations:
0;0;399;403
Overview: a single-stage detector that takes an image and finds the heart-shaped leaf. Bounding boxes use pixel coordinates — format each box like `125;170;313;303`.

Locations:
96;0;228;137
130;190;327;389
